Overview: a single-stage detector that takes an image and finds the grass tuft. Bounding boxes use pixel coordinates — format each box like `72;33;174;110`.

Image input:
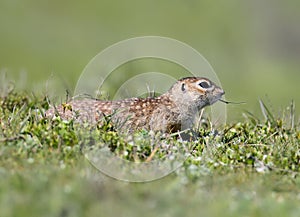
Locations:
1;90;300;217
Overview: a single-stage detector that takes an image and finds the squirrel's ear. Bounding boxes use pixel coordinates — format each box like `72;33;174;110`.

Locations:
181;83;186;92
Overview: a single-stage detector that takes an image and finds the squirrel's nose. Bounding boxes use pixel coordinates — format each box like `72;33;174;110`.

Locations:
216;87;225;96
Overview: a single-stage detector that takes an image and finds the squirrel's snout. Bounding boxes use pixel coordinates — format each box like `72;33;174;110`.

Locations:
214;87;225;96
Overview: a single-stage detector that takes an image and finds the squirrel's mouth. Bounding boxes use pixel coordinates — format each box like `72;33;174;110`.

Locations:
208;90;225;105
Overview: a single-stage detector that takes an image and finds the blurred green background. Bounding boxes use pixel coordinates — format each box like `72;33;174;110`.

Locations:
0;0;300;121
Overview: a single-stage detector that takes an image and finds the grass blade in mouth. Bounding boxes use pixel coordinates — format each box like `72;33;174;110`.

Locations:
219;99;246;105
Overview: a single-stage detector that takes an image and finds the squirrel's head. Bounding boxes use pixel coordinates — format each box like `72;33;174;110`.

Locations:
168;77;225;110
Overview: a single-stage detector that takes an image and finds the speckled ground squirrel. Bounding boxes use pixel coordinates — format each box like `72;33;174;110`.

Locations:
46;77;225;133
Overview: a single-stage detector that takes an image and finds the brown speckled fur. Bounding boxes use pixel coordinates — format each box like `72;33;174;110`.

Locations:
46;77;225;133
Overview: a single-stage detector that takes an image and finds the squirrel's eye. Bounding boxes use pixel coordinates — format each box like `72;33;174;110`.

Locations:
199;81;210;89
181;83;186;91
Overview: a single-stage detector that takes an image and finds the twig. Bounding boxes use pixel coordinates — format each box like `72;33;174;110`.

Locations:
145;145;159;162
0;135;26;143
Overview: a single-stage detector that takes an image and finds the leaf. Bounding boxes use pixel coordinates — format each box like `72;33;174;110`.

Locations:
259;99;275;125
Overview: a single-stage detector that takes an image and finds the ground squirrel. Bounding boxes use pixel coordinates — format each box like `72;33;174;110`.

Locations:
46;77;225;133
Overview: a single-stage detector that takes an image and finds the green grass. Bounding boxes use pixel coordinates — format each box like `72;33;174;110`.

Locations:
1;90;300;217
